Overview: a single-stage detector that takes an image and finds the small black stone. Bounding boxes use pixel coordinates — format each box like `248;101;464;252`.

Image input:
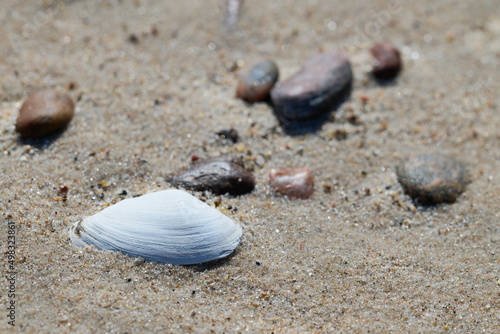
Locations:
216;128;239;143
128;34;139;44
396;154;470;205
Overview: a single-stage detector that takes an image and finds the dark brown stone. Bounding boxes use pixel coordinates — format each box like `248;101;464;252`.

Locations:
270;51;352;121
15;89;75;138
269;167;314;199
236;60;279;103
168;156;255;196
396;154;470;205
370;42;402;80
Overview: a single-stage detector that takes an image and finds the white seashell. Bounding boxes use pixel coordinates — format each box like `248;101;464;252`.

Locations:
69;189;242;265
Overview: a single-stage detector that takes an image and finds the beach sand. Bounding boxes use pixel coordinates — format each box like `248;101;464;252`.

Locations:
1;0;500;332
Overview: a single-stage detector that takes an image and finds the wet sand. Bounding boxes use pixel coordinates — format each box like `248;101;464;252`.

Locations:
1;0;500;332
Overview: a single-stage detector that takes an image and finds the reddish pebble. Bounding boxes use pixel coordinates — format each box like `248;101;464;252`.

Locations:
16;89;75;138
59;185;69;201
236;60;279;102
268;167;314;199
370;42;402;80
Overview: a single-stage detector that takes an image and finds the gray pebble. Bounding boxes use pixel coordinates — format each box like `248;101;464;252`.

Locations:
270;51;352;121
236;60;279;103
396;154;470;205
168;155;255;196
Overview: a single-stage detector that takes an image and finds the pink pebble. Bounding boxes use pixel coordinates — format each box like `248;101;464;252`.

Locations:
269;167;314;199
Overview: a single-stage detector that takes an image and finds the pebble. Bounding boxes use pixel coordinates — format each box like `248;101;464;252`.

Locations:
168;155;255;196
268;167;314;199
370;42;402;80
193;155;245;167
270;51;352;120
396;154;470;205
15;89;75;138
216;128;239;143
236;60;279;102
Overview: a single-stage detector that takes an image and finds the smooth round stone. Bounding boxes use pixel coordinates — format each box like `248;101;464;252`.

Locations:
168;156;255;196
236;60;279;103
396;154;470;205
16;89;75;138
370;42;402;80
270;51;352;120
268;167;314;199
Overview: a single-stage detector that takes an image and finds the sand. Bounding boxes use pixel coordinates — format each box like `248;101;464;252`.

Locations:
1;0;500;332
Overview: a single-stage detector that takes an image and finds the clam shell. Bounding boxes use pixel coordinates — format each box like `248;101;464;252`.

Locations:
70;189;242;265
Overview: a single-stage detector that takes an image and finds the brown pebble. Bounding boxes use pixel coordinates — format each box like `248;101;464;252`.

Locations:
271;51;352;120
151;26;159;36
168;156;255;196
236;60;279;102
16;89;75;138
370;42;402;80
269;167;314;199
396;154;470;205
59;185;69;201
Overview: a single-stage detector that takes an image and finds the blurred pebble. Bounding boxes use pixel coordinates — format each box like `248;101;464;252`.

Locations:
254;155;266;167
216;128;239;143
168;155;255;196
16;89;75;138
193;155;245;167
128;33;139;44
269;167;314;199
236;60;279;102
370;42;402;80
396;154;469;205
271;51;352;120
